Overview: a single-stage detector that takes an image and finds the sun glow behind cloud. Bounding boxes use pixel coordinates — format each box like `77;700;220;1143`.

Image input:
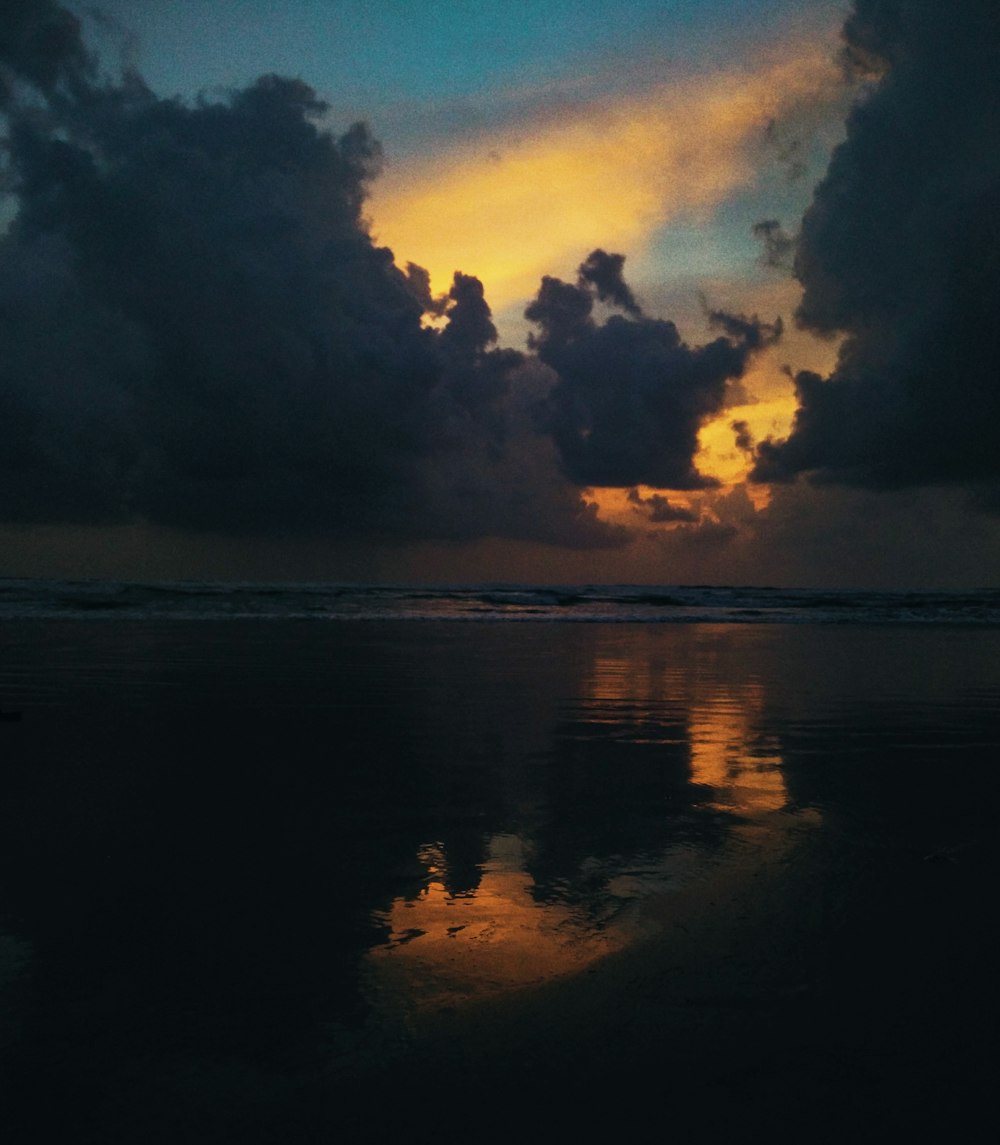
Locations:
369;39;843;316
590;311;841;526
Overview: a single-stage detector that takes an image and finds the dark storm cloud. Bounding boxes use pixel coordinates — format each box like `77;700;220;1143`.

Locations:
705;307;783;353
0;0;92;105
527;253;781;489
763;119;807;184
416;357;629;549
731;419;754;453
576;248;641;317
0;5;623;550
751;0;1000;497
2;68;436;533
437;271;502;359
626;487;697;524
752;219;796;270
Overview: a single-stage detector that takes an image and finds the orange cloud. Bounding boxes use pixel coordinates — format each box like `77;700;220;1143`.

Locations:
369;39;843;313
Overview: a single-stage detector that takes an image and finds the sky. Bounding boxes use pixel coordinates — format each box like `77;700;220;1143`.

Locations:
1;0;998;587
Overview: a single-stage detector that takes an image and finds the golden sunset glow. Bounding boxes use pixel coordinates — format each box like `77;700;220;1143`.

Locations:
697;395;797;483
365;834;632;1019
370;41;843;312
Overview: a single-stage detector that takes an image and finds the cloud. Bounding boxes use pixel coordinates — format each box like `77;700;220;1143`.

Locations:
0;14;625;550
0;0;93;106
751;0;1000;500
762;117;808;183
752;218;796;270
526;252;782;489
577;249;641;317
369;41;846;313
731;420;755;453
626;487;697;524
730;481;1000;589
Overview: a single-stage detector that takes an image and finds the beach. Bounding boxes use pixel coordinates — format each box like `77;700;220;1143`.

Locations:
0;618;996;1142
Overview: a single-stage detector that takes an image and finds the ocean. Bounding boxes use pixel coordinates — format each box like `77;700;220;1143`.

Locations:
3;577;1000;623
0;581;996;1141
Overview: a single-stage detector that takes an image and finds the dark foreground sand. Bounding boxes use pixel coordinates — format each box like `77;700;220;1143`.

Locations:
361;825;994;1143
0;621;996;1142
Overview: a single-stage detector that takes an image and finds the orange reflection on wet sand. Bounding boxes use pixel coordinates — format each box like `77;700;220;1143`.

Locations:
688;690;788;814
585;649;789;814
366;632;810;1030
366;835;632;1018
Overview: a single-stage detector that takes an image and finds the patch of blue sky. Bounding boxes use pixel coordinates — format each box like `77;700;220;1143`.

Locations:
67;0;846;159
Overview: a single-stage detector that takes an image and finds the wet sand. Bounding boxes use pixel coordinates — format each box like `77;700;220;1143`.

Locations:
366;825;994;1142
0;621;996;1142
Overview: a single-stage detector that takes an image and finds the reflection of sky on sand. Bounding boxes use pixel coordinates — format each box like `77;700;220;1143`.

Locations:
365;631;813;1021
585;650;789;813
689;692;787;814
367;834;634;1016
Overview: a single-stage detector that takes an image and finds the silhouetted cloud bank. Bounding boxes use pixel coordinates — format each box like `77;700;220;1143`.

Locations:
526;253;780;489
753;0;1000;503
0;3;784;549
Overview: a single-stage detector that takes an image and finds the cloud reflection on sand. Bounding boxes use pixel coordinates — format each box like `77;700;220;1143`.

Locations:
367;834;632;1017
364;630;814;1023
584;649;789;812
